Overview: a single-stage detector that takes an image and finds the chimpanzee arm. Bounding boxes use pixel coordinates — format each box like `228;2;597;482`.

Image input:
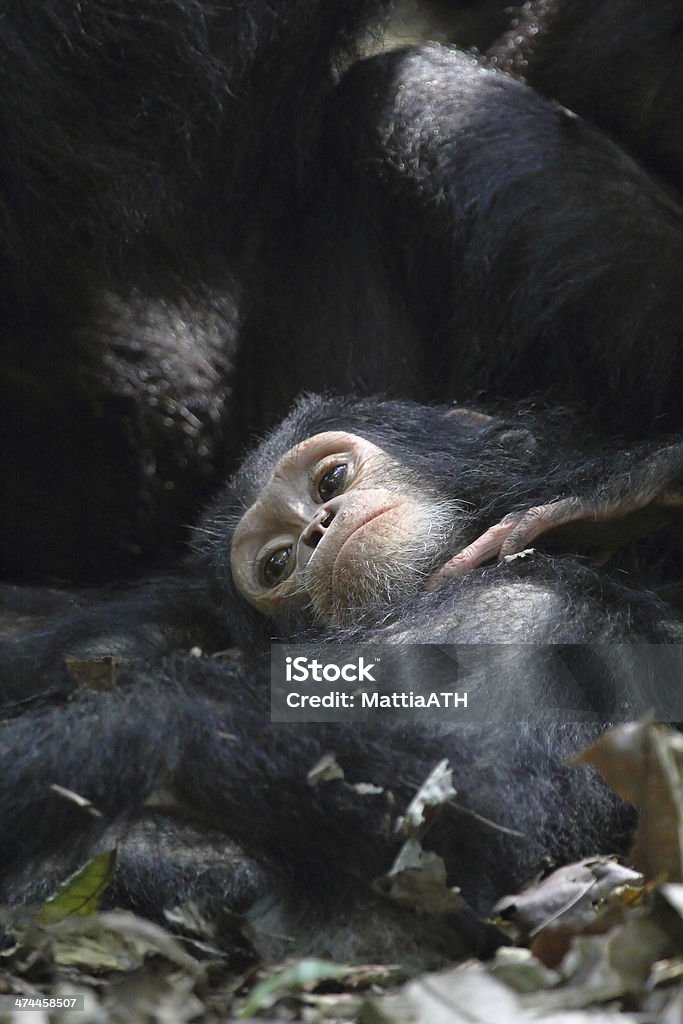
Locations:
327;46;683;438
431;440;683;581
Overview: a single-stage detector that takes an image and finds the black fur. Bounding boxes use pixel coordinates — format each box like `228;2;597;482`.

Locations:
491;0;683;192
2;2;683;580
1;396;680;963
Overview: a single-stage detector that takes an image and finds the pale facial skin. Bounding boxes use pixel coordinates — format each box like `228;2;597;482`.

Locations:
231;431;459;626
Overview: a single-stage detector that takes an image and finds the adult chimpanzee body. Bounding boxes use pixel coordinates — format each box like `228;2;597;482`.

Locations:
2;1;683;581
1;396;681;962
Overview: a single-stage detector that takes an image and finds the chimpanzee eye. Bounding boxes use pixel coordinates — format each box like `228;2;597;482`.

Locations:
317;464;348;501
261;546;293;587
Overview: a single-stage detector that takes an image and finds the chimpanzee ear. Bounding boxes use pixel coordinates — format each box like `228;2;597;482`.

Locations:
443;405;538;452
443;406;496;429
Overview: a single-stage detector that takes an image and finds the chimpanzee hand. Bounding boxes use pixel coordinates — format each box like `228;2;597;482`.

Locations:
430;441;683;583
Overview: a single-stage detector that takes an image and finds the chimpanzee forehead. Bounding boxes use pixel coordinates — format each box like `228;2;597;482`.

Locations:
272;430;365;476
228;393;497;512
241;430;387;526
228;400;387;503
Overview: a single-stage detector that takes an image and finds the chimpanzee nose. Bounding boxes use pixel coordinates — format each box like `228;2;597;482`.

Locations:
301;508;335;549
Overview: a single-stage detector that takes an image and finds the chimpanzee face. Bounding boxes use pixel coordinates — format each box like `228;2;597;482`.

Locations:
230;430;459;626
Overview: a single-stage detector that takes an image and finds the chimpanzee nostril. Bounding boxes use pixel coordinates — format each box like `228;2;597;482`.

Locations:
302;508;335;549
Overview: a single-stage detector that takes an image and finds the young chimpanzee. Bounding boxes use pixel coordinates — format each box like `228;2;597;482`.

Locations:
201;394;683;643
0;396;681;964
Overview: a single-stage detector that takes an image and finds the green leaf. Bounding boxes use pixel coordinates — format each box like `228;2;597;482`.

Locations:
38;849;117;924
